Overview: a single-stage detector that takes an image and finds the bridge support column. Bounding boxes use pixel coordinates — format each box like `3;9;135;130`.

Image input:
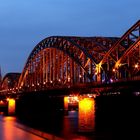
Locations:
78;97;95;132
16;91;65;124
64;96;69;115
0;100;7;114
8;98;16;115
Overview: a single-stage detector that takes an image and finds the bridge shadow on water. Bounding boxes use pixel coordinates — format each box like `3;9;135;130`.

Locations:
15;90;140;140
95;95;140;140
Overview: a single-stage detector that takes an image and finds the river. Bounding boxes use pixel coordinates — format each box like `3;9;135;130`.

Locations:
1;95;140;140
0;115;45;140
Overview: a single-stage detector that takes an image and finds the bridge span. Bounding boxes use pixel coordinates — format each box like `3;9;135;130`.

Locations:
0;20;140;96
0;20;139;139
0;20;139;115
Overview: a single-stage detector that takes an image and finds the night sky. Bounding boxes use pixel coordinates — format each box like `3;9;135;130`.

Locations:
0;0;140;76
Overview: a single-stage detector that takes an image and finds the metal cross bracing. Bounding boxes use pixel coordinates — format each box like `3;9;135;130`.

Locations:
17;36;117;92
98;20;140;82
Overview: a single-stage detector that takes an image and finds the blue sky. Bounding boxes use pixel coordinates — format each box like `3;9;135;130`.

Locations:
0;0;140;76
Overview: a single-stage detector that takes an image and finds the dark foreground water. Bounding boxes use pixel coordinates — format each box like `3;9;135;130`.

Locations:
16;95;140;140
1;95;140;140
0;115;45;140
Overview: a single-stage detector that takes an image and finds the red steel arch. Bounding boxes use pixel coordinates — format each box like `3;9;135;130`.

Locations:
98;20;140;82
17;20;140;92
18;36;117;92
114;38;140;78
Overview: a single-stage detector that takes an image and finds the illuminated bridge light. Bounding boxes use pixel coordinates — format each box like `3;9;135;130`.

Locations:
113;68;116;72
110;78;113;83
0;100;3;104
68;77;70;82
135;64;138;68
68;95;79;104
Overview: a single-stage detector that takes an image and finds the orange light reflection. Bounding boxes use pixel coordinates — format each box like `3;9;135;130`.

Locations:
8;99;16;115
64;96;69;110
78;97;95;132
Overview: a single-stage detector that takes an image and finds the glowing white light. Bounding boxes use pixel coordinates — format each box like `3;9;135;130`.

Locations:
135;64;138;68
68;77;70;82
112;68;116;72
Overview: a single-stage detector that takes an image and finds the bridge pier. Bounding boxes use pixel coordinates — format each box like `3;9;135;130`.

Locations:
78;97;95;132
0;98;16;116
64;96;69;115
15;90;66;131
0;100;7;114
8;98;16;115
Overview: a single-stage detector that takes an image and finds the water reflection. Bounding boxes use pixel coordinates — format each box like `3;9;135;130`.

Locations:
8;99;16;115
0;116;45;140
78;97;95;132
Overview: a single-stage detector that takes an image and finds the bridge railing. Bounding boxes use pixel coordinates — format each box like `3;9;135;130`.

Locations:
113;75;140;83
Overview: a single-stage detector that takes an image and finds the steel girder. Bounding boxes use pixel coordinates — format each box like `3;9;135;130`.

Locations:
99;20;140;81
18;36;117;91
114;38;140;78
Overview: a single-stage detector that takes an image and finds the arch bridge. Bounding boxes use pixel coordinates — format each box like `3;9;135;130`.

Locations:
18;20;140;93
1;20;140;94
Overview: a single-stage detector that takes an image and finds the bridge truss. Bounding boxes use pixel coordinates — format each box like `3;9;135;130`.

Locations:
17;36;118;92
99;20;140;81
